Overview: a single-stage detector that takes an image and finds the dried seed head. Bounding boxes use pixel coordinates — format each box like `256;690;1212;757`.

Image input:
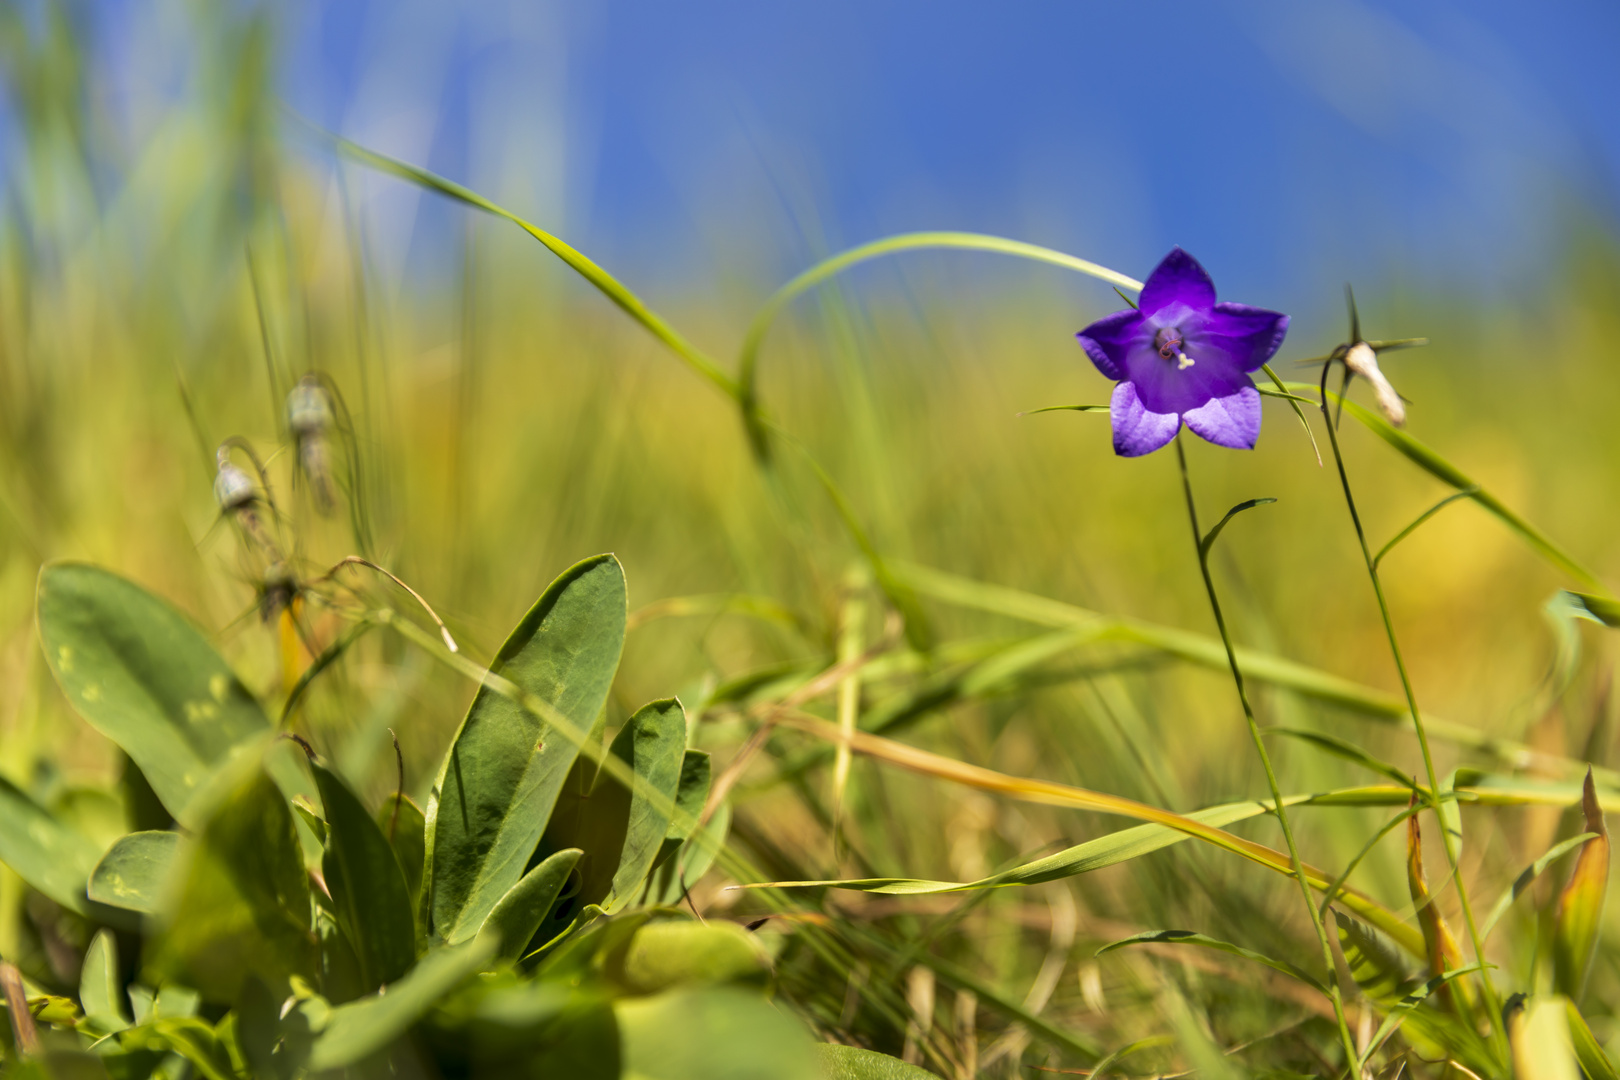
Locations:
214;447;257;510
286;374;334;437
1344;342;1406;427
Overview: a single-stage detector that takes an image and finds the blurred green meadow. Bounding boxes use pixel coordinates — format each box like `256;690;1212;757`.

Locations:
5;4;1620;1077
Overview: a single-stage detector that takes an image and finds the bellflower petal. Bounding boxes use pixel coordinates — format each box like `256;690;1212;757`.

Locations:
1139;247;1216;315
1075;308;1144;381
1109;381;1181;458
1182;383;1262;450
1205;303;1290;373
1073;247;1288;457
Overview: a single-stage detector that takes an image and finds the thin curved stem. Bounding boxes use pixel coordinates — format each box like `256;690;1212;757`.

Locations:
1316;362;1506;1056
1173;435;1362;1072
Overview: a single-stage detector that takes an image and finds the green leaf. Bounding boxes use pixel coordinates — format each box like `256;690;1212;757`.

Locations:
376;792;426;913
649;800;730;906
1567;591;1620;628
736;794;1288;895
307;937;496;1071
0;774;105;916
616;987;817;1080
1481;831;1599;942
424;553;627;945
1359;964;1487;1070
480;847;582;961
579;699;690;912
612;920;770;994
311;760;416;990
80;929;128;1033
149;765;317;1002
653;751;712;868
1564;999;1620;1080
36;563;271;826
814;1043;938;1080
87;831;180;915
1554;771;1609;1002
1199;498;1276;559
1095;929;1325;992
1259;363;1322;465
115;1016;238;1080
1334;910;1408;1005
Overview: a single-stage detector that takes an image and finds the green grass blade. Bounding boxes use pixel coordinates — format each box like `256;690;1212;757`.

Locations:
1481;832;1597;942
1199;498;1277;559
738;231;1140;454
1096;929;1327;992
315;125;738;399
1373;488;1481;569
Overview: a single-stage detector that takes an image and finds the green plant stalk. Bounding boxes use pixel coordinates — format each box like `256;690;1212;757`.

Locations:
1315;368;1506;1055
1172;434;1361;1071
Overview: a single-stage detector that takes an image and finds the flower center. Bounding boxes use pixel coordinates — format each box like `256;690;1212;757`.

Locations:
1154;327;1194;370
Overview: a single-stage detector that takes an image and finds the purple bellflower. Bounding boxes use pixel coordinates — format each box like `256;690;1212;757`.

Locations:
1076;249;1289;457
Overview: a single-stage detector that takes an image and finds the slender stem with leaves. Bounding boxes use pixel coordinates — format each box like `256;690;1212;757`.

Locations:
1314;360;1507;1053
1172;433;1362;1071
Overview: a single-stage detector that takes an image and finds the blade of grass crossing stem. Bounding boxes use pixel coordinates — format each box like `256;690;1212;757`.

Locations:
320;127;737;399
1260;363;1322;464
1373;488;1481;569
1286;383;1606;591
1095;930;1326;992
1553;771;1609;1002
1269;727;1419;790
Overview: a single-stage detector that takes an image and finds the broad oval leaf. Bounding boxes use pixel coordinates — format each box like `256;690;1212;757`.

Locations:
36;564;270;825
0;775;104;916
424;554;627;944
87;830;180;915
613;920;770;994
616;987;816;1080
149;766;316;1002
311;761;416;990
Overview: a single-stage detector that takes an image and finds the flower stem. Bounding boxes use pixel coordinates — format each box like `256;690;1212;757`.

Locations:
1173;434;1362;1073
1316;366;1506;1054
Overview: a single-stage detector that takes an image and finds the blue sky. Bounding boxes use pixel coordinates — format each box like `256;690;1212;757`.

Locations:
10;0;1620;313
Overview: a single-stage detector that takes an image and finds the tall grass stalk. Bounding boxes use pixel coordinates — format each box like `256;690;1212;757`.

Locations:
1172;433;1363;1070
1316;358;1506;1054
